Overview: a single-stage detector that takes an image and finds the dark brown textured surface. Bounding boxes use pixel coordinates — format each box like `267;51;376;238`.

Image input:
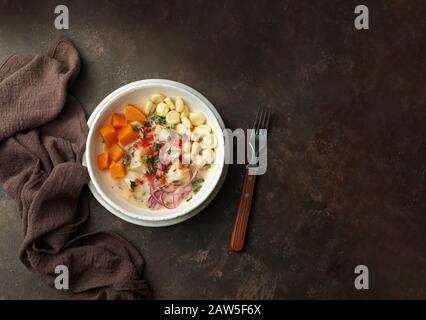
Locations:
0;0;425;299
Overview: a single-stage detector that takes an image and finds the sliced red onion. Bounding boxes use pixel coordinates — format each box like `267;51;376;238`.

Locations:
150;185;165;206
160;191;176;209
190;168;198;181
148;196;161;210
162;183;181;193
148;168;198;209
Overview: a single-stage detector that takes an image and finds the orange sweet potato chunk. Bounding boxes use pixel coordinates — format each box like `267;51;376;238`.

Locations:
125;104;147;123
99;124;117;146
111;112;127;129
96;152;110;170
117;124;139;146
108;143;125;162
110;162;126;179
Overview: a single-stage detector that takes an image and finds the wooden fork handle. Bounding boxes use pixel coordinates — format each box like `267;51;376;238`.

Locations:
230;169;257;252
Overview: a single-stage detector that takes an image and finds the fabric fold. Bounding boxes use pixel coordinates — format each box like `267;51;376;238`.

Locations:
0;37;151;300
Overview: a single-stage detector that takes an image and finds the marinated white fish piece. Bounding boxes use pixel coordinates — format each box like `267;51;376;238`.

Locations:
158;128;171;142
181;117;192;129
166;163;190;184
182;140;191;154
182;152;191;164
123;171;141;189
129;148;147;173
175;123;186;135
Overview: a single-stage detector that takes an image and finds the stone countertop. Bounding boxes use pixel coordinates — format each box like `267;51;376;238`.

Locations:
0;0;425;299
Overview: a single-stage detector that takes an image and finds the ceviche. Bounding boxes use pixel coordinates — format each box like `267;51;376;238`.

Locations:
96;94;217;210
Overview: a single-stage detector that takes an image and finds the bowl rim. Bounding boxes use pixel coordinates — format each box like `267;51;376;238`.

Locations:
85;79;225;221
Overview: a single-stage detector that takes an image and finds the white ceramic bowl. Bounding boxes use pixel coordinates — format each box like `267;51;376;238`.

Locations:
85;79;225;222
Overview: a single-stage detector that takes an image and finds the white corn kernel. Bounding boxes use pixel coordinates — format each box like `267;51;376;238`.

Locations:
201;149;215;164
189;112;206;126
191;142;202;157
200;133;217;149
151;93;165;104
142;100;154;116
165;110;180;125
175;97;185;112
180;105;189;119
195;124;211;135
191;125;211;142
156;103;169;117
164;97;175;110
193;155;206;169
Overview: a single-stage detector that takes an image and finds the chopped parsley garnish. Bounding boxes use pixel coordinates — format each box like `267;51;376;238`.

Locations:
153;156;160;165
121;157;129;166
130;181;138;190
146;165;154;174
132;125;141;131
153;143;162;149
151;115;167;125
191;178;204;194
145;121;153;128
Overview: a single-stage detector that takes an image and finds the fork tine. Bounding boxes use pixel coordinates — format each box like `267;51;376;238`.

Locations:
252;105;262;130
263;107;271;130
259;106;268;130
256;107;266;133
253;106;263;131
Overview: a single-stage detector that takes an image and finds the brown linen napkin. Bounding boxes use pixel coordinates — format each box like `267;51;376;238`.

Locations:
0;37;151;299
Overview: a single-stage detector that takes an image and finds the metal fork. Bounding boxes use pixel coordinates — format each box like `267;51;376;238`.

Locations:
230;106;271;252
